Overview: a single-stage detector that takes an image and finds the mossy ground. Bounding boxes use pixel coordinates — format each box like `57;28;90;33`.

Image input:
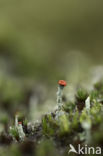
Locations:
0;81;103;156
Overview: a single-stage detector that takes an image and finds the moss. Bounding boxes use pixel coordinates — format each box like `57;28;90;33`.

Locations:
94;81;103;92
71;111;79;130
75;88;88;111
62;101;75;113
9;126;19;141
58;114;71;135
2;80;103;155
76;88;88;101
42;114;58;136
36;139;59;156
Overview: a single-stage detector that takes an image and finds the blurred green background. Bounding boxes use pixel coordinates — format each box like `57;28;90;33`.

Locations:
0;0;103;118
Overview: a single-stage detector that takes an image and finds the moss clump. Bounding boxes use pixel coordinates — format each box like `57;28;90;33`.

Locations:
75;88;88;111
9;126;19;141
1;80;103;155
42;114;58;136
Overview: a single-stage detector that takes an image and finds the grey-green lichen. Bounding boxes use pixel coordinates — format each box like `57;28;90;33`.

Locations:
1;80;103;155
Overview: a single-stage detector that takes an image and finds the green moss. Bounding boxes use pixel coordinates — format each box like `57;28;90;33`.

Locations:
63;101;75;113
94;81;103;91
71;110;79;130
36;140;59;156
42;114;58;136
2;80;103;155
9;126;19;141
76;88;88;101
23;119;28;126
58;114;71;135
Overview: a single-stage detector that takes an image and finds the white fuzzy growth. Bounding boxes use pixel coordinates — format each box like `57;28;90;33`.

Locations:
15;115;18;128
15;115;25;141
57;86;63;109
82;121;91;130
82;121;91;144
85;96;90;112
17;124;25;141
55;110;65;120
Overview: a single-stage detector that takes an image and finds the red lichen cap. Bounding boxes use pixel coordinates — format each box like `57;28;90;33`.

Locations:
58;80;67;86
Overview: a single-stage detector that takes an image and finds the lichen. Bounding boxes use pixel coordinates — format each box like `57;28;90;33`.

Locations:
1;80;103;155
